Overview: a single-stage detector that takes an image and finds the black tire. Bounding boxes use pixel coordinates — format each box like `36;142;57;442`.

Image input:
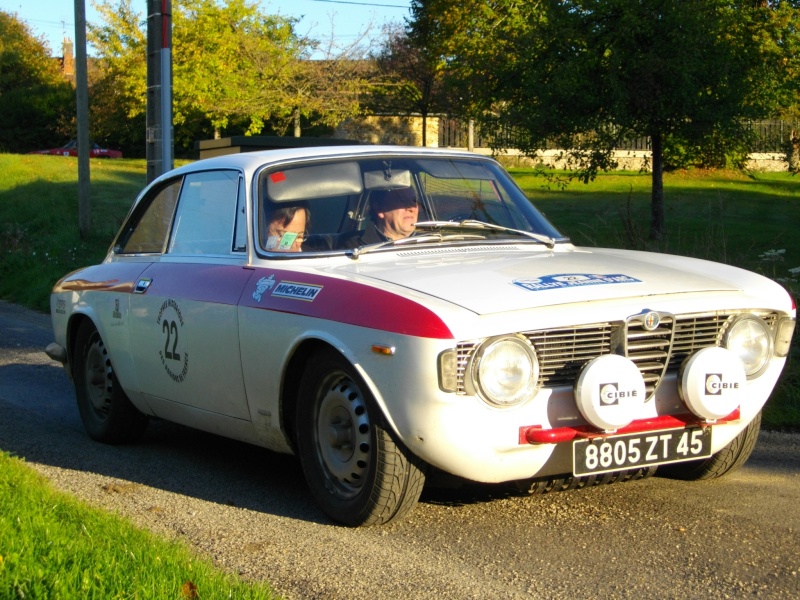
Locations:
658;412;761;481
295;349;426;526
73;320;148;444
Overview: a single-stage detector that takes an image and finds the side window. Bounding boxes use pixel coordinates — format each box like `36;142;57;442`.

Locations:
168;170;240;255
233;176;247;252
117;179;182;254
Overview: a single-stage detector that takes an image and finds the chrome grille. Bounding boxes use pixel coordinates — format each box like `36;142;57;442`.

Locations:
625;316;674;397
526;324;613;387
454;311;779;399
668;313;729;371
455;341;479;393
668;311;779;371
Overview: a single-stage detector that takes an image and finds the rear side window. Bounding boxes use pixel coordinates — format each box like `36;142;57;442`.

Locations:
168;170;241;255
116;179;182;254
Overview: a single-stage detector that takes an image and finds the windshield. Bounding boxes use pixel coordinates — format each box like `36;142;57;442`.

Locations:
256;155;565;256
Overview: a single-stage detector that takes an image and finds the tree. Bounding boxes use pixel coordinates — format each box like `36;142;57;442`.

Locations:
412;0;800;240
755;0;800;171
0;11;75;152
371;22;448;146
89;0;370;154
89;0;305;151
250;26;371;137
83;0;147;155
173;0;308;137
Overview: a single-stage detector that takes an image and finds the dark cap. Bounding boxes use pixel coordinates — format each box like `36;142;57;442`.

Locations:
371;187;417;213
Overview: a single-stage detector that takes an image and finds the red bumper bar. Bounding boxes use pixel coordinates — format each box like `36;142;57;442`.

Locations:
520;409;740;445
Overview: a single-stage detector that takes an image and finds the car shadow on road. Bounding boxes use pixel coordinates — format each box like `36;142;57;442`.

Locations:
0;364;330;525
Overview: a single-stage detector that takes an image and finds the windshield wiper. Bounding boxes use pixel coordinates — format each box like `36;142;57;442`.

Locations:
344;219;554;260
346;232;486;259
414;220;556;249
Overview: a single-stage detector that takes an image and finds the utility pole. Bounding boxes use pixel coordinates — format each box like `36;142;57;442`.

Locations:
74;0;90;237
146;0;173;183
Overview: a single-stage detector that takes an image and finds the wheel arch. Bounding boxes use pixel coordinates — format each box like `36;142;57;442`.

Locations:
281;338;335;450
280;338;395;451
65;312;99;378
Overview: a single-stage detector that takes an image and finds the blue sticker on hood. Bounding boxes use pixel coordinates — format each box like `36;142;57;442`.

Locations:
513;274;642;291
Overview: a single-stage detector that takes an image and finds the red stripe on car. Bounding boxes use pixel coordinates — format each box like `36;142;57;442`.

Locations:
64;263;454;340
243;268;454;339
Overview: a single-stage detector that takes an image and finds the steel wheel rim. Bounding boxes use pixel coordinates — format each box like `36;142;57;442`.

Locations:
314;372;372;500
84;333;112;417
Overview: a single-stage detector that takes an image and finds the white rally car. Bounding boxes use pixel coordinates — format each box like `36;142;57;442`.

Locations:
47;146;796;526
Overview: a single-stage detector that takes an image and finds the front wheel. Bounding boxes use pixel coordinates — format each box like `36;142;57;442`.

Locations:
659;412;761;480
73;321;148;444
295;349;425;526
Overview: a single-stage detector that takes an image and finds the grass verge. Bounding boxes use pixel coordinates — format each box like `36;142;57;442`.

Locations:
0;451;276;599
0;154;147;311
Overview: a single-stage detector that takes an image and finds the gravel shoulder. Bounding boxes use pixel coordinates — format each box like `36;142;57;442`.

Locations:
2;300;799;599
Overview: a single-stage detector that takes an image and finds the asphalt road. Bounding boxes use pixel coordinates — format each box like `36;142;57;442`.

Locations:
1;299;799;599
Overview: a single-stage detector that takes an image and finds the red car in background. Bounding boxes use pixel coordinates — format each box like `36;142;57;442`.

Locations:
30;140;123;159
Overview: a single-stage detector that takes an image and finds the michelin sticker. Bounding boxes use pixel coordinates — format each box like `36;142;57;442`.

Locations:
252;275;277;302
272;281;323;301
513;273;642;292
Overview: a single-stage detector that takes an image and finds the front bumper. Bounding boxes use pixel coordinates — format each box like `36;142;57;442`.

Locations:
45;342;67;365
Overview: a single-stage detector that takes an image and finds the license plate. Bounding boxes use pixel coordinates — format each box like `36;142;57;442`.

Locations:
573;427;712;476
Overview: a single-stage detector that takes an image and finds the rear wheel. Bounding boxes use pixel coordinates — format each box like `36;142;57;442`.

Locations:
659;412;761;480
73;321;148;444
295;349;425;526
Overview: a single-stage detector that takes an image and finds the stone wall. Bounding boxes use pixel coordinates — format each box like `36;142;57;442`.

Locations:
335;116;789;171
743;153;788;172
483;149;788;172
334;116;439;147
472;149;652;171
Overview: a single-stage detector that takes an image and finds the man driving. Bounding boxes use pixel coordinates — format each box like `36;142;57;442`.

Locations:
360;187;419;244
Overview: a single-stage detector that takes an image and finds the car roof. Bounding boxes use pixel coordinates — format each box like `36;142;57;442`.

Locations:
156;145;488;183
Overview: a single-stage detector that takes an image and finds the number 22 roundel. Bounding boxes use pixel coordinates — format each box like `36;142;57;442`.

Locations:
156;298;189;383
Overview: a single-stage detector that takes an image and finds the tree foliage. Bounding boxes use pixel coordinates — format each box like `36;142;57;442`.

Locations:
87;0;148;154
759;0;800;171
267;35;371;137
89;0;299;153
0;11;75;152
410;0;800;239
172;0;306;135
371;21;449;146
89;0;368;155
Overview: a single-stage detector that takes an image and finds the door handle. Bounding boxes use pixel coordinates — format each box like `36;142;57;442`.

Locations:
134;278;152;294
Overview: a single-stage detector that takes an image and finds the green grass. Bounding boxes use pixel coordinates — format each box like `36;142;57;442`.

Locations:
513;168;800;274
0;451;276;599
1;154;798;426
0;154;147;311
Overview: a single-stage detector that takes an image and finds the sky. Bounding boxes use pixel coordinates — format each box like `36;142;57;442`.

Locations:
0;0;412;57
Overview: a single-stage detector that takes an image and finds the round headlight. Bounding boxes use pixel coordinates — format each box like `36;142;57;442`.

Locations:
472;336;539;407
724;315;773;378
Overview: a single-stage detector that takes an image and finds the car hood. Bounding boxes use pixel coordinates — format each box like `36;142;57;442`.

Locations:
329;246;749;315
